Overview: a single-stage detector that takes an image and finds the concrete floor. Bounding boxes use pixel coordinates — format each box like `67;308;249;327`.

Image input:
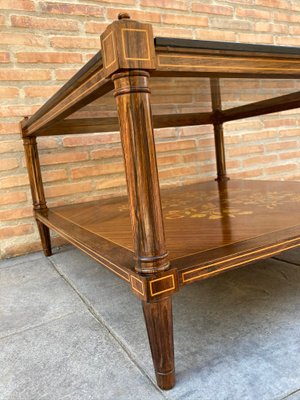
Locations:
1;245;300;400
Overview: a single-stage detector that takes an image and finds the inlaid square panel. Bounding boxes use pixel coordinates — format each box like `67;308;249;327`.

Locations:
121;28;151;61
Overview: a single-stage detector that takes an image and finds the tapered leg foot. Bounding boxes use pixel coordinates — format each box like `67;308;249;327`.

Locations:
142;296;175;390
36;220;52;256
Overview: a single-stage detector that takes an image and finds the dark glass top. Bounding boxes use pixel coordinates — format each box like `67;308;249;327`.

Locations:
155;37;300;56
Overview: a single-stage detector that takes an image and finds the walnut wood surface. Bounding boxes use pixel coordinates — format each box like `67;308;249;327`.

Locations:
22;72;113;136
20;14;300;390
39;179;300;276
22;51;102;132
113;70;169;273
142;297;175;390
32;111;213;137
221;90;300;122
210;78;228;181
22;135;52;256
154;50;300;78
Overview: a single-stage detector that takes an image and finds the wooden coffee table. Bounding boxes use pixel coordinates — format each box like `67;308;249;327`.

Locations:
20;13;300;390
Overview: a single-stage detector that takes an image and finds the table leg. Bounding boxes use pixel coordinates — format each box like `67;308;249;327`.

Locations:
142;296;175;390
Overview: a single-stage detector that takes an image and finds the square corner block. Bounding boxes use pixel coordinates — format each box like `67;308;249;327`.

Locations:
101;18;156;77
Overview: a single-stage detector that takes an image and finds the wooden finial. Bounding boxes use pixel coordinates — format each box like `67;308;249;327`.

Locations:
118;12;130;20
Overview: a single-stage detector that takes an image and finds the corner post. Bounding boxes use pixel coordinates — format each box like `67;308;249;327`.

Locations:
21;121;52;256
101;14;175;390
210;78;229;182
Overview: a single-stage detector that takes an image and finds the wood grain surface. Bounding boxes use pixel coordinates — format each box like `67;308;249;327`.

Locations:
49;180;300;260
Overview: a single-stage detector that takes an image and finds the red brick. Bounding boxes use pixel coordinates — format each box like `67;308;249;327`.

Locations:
255;0;289;8
156;140;196;153
91;147;123;160
37;138;58;150
272;24;288;34
0;207;32;221
85;21;108;34
44;181;92;198
192;3;233;15
0;33;45;47
40;151;88;165
0;122;19;135
23;85;61;98
41;2;104;17
183;151;215;163
11;15;78;31
0;87;19;97
226;120;263;132
276;36;300;46
0;224;34;240
228;145;264;157
55;69;78;81
42;169;67;182
236;7;271;19
0;70;50;81
263;118;296;128
0;104;40;117
0;51;9;63
2;241;42;259
195;29;236;42
71;163;123;179
0;0;34;11
224;135;241;144
242;154;277;167
99;0;134;3
279;129;300;137
274;13;300;23
0;191;27;205
162;14;208;27
17;52;82;64
265;141;297;151
242;131;278;142
254;22;273;32
223;0;253;3
180;125;213;137
95;176;126;190
0;140;23;153
0;174;29;189
50;36;100;50
265;163;298;174
159;165;198;179
153;26;193;39
226;160;242;169
279;151;300;160
289;26;300;35
238;32;274;44
0;157;19;170
154;128;177;139
157;154;181;165
142;0;188;11
210;18;251;31
107;9;161;23
63;133;120;147
230;169;263;179
198;138;215;147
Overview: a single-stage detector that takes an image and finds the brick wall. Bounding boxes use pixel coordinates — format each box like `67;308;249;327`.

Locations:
1;0;300;259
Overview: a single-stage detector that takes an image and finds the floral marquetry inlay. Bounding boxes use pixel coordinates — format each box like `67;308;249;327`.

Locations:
117;188;300;220
162;189;300;221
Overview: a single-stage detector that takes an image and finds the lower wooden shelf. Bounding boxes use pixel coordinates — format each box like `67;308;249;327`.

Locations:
36;179;300;297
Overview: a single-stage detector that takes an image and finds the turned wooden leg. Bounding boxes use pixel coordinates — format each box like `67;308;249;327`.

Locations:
21;134;52;257
142;297;175;390
36;220;52;256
